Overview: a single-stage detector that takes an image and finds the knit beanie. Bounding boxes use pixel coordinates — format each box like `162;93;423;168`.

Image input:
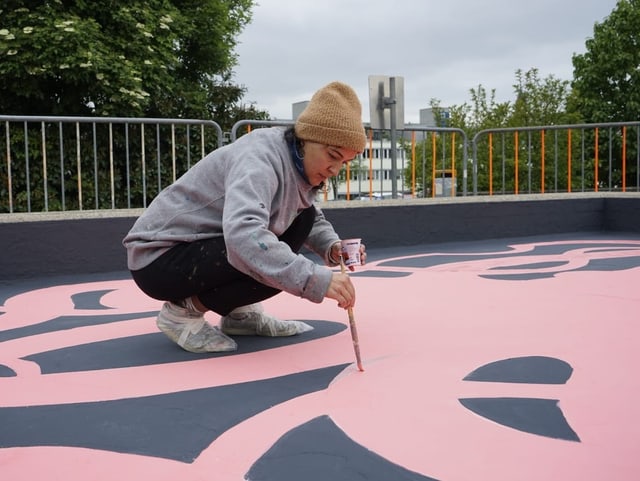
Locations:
295;81;367;152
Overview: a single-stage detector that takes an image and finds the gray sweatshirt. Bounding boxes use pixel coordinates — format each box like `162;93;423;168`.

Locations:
123;127;340;303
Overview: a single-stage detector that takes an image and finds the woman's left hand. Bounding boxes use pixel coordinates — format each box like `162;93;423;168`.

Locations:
331;241;367;271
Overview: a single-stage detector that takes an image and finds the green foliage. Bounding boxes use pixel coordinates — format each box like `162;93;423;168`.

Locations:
511;68;579;126
570;0;640;123
0;0;265;129
569;0;640;189
467;85;511;131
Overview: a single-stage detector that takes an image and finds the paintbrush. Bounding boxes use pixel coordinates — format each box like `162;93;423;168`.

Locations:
340;255;364;372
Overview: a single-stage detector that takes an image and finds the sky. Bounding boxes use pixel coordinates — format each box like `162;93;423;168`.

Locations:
233;0;619;124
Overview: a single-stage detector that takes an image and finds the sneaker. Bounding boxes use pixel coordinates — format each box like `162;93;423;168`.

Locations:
220;303;313;337
156;302;237;353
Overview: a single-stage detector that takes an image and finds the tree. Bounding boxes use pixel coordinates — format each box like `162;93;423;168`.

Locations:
570;0;640;123
570;0;640;190
511;68;577;127
0;0;265;130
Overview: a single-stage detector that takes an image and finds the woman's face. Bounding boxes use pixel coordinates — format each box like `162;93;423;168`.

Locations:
302;141;359;187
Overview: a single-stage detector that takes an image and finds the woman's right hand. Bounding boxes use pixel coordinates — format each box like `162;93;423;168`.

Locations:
326;272;356;309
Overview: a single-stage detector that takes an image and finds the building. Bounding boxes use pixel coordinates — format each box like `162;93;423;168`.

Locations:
323;133;412;201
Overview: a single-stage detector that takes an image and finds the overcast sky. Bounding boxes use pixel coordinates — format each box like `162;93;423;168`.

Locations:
233;0;619;124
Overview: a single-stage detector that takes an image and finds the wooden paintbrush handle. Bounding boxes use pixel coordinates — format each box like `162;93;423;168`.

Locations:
340;255;364;372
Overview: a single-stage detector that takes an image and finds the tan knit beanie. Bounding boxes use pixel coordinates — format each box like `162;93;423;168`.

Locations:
295;81;366;153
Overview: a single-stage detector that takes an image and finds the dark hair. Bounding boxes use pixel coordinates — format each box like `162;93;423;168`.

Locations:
284;126;304;153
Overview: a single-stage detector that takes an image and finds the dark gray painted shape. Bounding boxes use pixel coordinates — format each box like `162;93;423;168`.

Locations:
71;289;115;310
380;242;640;269
459;397;580;441
480;255;640;281
489;261;568;270
479;273;556;281
463;356;572;384
574;255;640;271
381;252;508;269
0;364;349;462
350;270;412;278
0;271;129;305
0;311;158;343
24;320;346;373
0;364;16;377
247;415;440;481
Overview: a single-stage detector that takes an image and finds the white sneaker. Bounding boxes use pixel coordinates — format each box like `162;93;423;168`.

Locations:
220;303;313;337
156;302;237;353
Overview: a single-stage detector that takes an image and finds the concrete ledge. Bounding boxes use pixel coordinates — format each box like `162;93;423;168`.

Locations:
1;193;639;281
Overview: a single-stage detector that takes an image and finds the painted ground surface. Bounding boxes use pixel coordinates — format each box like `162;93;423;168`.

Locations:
1;233;639;481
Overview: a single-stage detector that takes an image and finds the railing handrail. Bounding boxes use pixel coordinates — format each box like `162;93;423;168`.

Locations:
230;119;294;143
472;120;640;142
0;115;224;148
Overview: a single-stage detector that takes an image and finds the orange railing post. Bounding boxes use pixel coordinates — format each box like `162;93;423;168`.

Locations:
411;131;416;198
367;129;373;200
541;130;546;193
345;162;351;200
514;131;519;195
622;126;627;192
488;132;493;196
450;132;456;197
431;132;436;198
567;129;572;193
594;128;599;192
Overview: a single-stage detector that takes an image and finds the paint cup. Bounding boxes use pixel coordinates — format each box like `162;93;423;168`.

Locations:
340;238;362;267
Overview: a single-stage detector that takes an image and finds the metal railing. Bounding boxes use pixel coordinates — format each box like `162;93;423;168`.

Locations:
1;115;222;213
2;115;639;214
471;121;640;195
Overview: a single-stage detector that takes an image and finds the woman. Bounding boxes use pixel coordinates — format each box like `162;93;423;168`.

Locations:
123;81;367;353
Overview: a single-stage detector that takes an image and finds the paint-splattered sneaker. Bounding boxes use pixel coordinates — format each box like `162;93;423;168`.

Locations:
220;303;313;337
156;302;237;353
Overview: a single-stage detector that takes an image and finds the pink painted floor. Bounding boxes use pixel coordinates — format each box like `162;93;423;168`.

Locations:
1;234;639;481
